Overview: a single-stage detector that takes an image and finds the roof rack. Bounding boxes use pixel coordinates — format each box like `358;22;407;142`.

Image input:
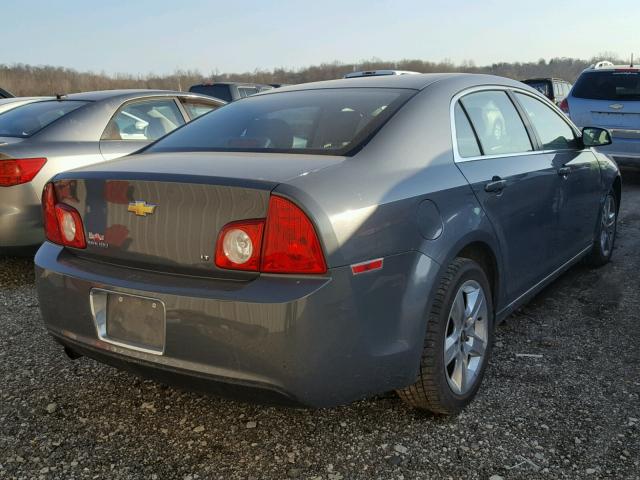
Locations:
592;61;615;70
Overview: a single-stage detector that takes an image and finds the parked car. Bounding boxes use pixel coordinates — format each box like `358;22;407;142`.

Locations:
344;69;420;78
564;60;640;167
35;74;620;414
0;90;224;249
188;82;272;102
0;97;49;115
0;87;14;98
522;78;572;106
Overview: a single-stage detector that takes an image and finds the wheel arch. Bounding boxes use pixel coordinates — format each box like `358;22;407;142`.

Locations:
455;241;500;311
612;175;622;212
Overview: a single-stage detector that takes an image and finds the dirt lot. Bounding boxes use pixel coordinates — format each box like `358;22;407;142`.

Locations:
1;173;639;480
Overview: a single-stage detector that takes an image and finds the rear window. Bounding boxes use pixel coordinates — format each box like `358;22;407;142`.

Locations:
573;71;640;100
189;85;232;102
523;80;551;97
147;88;414;156
0;100;88;138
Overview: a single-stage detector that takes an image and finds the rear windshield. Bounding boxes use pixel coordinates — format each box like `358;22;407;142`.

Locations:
0;100;88;138
147;88;414;156
189;85;232;102
523;80;550;97
573;71;640;100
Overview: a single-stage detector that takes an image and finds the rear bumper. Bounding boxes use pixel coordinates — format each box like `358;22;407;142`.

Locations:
35;242;440;407
595;137;640;166
0;183;43;247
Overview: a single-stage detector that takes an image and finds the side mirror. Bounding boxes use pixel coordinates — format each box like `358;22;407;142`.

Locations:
582;127;612;147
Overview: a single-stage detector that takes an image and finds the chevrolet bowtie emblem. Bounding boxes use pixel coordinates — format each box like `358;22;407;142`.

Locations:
127;201;157;216
609;103;624;110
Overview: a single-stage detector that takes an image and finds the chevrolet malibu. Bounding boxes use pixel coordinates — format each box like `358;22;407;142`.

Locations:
35;74;620;414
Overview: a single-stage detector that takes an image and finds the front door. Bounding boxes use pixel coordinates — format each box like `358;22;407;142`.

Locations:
513;92;602;264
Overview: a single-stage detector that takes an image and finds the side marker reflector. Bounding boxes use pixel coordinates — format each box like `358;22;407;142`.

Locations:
351;258;384;275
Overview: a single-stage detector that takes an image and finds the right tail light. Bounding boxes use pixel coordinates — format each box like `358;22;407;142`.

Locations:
42;183;86;249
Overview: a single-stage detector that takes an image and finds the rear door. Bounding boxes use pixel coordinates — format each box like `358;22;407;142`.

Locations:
99;97;186;161
453;89;562;300
513;91;601;263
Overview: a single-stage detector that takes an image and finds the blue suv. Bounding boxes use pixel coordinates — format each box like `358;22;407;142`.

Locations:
564;61;640;166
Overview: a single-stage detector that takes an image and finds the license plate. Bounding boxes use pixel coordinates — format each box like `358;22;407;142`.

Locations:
91;289;166;354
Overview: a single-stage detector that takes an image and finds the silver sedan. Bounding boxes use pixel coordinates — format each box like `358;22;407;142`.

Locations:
0;90;225;249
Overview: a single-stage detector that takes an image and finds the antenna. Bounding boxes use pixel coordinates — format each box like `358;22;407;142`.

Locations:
631;53;634;68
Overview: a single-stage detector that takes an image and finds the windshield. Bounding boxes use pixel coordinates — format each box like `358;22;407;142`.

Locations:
148;88;414;156
573;71;640;100
0;100;88;138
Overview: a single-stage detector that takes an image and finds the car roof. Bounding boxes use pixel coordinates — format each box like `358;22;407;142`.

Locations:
62;89;220;102
192;82;269;87
585;61;639;72
523;78;569;82
257;73;528;94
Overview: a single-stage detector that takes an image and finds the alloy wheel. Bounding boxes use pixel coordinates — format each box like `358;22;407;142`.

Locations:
600;194;616;257
444;280;489;395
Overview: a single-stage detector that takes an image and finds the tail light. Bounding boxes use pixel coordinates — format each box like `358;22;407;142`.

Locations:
261;196;326;274
559;98;569;115
215;195;327;274
215;220;264;271
0;158;47;187
42;183;86;249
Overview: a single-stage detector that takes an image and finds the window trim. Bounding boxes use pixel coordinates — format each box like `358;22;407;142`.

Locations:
100;96;187;142
450;85;584;164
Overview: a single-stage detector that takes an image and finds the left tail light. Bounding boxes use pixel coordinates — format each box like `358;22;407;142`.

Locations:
214;195;327;274
0;158;47;187
42;182;86;249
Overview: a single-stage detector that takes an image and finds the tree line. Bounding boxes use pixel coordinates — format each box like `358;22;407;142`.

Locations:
0;55;628;96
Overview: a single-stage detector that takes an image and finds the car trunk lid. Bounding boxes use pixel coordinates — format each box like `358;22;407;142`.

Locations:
51;152;343;279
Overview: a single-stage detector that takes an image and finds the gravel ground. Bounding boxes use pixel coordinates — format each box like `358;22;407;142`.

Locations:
1;173;639;480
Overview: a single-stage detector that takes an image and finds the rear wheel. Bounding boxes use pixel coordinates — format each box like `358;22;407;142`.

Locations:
397;258;494;415
587;191;617;267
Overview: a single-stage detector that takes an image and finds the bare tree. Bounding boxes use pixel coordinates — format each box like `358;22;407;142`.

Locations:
0;55;627;96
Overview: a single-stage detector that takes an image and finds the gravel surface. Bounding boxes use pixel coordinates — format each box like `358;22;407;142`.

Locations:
1;173;639;480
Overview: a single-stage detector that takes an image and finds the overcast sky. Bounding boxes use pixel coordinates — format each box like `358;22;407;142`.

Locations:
4;0;637;75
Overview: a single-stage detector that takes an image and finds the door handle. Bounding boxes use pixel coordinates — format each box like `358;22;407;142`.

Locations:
484;177;507;193
557;166;571;177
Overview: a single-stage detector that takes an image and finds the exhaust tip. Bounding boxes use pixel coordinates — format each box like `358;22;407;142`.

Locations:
64;346;82;360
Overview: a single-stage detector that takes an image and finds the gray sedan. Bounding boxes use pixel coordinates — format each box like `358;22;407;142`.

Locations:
35;74;620;414
0;90;225;249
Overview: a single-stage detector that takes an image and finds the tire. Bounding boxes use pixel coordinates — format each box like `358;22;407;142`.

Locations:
397;258;494;415
587;191;617;267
